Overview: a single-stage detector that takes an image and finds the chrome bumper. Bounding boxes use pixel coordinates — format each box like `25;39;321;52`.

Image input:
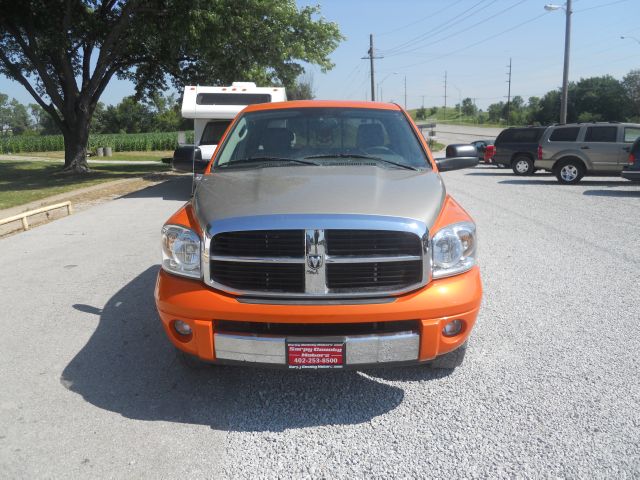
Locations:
214;331;420;366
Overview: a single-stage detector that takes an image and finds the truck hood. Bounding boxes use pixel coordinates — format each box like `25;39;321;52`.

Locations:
193;166;446;230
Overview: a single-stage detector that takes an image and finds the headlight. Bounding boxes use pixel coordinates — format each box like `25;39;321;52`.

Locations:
161;225;201;278
432;221;476;279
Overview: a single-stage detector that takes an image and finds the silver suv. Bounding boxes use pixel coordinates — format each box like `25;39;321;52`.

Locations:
536;122;640;184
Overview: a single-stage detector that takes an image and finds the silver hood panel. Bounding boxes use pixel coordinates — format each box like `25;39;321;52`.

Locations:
193;166;446;229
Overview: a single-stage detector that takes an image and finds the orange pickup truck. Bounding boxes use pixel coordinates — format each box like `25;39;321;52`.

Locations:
155;101;482;370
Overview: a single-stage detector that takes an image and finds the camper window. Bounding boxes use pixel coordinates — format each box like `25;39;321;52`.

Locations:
196;93;272;105
200;120;232;145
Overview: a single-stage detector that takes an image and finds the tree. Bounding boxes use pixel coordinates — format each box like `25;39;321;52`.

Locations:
287;74;315;100
461;97;476;116
0;0;342;172
622;69;640;119
487;101;505;123
0;93;32;134
415;107;427;120
99;97;153;134
30;104;62;135
572;75;629;122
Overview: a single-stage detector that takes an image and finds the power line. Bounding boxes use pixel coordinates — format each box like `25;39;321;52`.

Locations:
380;0;491;56
575;0;630;13
377;1;464;37
384;0;533;59
392;11;550;71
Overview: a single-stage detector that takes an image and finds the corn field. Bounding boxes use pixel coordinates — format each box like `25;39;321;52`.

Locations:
0;131;194;154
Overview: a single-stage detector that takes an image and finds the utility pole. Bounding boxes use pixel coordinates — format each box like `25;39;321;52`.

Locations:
561;0;572;123
421;95;425;108
506;58;512;125
404;76;407;109
361;34;383;101
443;71;447;121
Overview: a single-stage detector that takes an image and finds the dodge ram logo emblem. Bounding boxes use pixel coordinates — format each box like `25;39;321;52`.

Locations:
307;254;323;270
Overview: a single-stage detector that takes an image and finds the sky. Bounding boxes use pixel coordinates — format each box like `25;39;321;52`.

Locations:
1;0;639;111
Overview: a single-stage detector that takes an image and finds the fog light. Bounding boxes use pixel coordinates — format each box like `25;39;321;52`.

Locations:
173;320;192;336
443;319;463;337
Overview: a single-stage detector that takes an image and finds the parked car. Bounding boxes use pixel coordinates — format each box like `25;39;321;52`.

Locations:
470;139;496;164
157;100;482;370
621;136;640;182
536;122;640;184
493;126;549;175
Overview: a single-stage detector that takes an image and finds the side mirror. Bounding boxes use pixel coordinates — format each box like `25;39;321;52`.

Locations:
172;145;208;174
435;144;479;172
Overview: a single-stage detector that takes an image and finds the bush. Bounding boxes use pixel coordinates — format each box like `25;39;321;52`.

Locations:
0;131;194;154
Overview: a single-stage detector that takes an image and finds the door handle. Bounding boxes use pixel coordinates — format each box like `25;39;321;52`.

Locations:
580;146;590;149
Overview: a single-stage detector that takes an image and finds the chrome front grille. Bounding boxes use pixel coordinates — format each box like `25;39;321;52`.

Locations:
205;217;430;298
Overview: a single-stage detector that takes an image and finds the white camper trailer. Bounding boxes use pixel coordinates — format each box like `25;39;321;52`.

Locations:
177;82;287;165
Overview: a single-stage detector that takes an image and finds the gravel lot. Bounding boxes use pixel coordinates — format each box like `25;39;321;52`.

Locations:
0;168;638;478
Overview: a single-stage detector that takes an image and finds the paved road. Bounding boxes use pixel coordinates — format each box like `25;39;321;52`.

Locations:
1;169;639;478
417;122;503;146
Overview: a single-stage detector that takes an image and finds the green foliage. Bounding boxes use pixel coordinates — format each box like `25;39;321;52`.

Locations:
623;70;640;118
287;75;316;100
0;131;194;154
415;107;427;120
461;98;477;117
0;93;33;134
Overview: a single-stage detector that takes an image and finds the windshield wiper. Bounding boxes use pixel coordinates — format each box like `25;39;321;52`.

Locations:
304;153;419;171
218;156;319;168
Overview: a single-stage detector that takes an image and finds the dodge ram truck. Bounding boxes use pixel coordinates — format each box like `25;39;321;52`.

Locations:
155;100;482;370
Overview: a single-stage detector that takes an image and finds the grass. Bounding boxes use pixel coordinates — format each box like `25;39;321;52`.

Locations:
0;160;169;210
428;141;446;152
408;108;508;128
10;150;173;162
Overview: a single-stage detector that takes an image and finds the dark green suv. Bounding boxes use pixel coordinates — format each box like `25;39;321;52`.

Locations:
493;127;549;175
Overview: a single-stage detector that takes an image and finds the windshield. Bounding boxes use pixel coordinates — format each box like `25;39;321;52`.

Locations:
200;120;232;146
214;108;430;170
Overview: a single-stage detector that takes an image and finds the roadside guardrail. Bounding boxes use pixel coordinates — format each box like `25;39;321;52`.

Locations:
0;201;73;232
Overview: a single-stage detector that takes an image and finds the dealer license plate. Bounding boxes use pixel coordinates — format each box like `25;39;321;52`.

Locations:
287;342;344;369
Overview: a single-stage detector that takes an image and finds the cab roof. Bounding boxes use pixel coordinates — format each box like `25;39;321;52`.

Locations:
241;100;403;113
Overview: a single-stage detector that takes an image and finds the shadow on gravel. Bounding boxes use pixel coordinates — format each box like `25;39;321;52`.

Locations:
122;175;193;201
499;179;629;187
364;366;453;382
61;266;406;432
583;188;640;198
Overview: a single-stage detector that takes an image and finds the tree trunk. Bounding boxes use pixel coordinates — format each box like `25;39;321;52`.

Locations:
63;119;91;173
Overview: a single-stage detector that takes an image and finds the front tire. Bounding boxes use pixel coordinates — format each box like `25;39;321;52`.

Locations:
429;342;467;369
512;156;534;175
554;159;585;184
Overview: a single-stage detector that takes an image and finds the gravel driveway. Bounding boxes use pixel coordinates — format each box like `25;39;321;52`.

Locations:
0;169;638;478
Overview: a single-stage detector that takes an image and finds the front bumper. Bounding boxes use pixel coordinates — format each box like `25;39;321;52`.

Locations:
154;266;482;368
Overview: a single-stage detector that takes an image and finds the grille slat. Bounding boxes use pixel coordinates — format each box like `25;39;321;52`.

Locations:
211;230;304;257
327;261;421;290
325;230;421;256
210;261;304;292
